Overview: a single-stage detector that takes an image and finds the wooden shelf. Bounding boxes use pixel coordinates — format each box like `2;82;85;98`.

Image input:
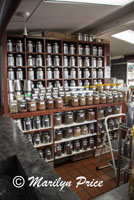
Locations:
7;66;26;68
45;53;62;56
23;127;52;134
55;133;97;144
26;52;44;55
34;142;53;148
63;54;77;56
78;55;91;57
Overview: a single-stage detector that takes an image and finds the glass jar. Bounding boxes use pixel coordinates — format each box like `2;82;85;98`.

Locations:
43;115;50;127
93;80;98;86
70;80;76;87
55;144;62;157
108;119;114;130
92;57;97;68
9;100;18;113
105;107;112;116
7;39;13;52
34;133;41;146
113;93;119;102
78;68;82;78
85;93;93;105
47;55;52;66
64;92;71;105
84;68;90;78
70;68;76;79
104;84;110;91
73;126;81;137
93;93;100;104
98;69;103;78
79;80;83;86
98;122;103;134
45;148;52;160
69;56;75;66
92;69;97;78
98;108;104;118
64;43;68;54
65;142;73;155
78;45;83;55
82;139;88;150
81;125;88;135
76;110;85;123
36;41;42;53
16;54;23;66
100;93;106;104
113;106;120;114
55;97;63;108
85;45;90;55
78;94;86;106
54;56;60;66
97;136;102;146
34;116;41;129
27;99;37;112
118;92;123;102
16;40;23;52
63;56;68;67
64;128;73;138
83;34;88;41
89;137;95;148
46;98;54;109
77;33;83;41
86;109;95;121
97;58;103;68
8;68;14;80
89;123;95;134
8;54;14;66
47;43;52;53
98;47;103;56
84;80;90;87
53;43;59;54
37;99;45;110
27;41;33;53
54;113;62;126
46;68;52;79
37;68;43;79
28;55;33;66
64;111;74;125
18;100;27;113
106;93;113;103
84;57;90;66
16;68;23;80
70;44;75;54
24;117;32;131
36;55;42;66
55;129;63;141
71;94;79;107
63;68;68;79
28;68;34;80
78;57;82;67
54;68;60;79
74;140;80;152
96;84;103;92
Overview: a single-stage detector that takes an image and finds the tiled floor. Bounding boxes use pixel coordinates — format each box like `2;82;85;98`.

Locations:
55;153;123;200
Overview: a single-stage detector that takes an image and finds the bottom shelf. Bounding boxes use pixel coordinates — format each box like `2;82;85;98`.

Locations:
55;147;96;160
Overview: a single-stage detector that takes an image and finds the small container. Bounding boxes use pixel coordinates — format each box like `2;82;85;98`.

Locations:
78;94;86;106
34;133;41;146
64;92;71;105
16;40;23;52
37;99;45;110
92;69;97;78
93;93;100;104
53;43;59;54
118;92;123;102
55;97;63;109
104;84;110;91
92;57;97;68
96;84;103;92
64;128;73;138
8;68;14;80
16;68;23;80
86;109;95;121
28;55;33;66
97;58;103;68
70;80;76;87
47;55;52;66
85;45;90;55
70;44;75;54
46;68;52;79
78;57;82;67
86;93;93;105
36;55;43;66
98;47;103;56
64;111;74;125
47;43;52;53
45;148;52;160
89;35;93;42
105;107;112;116
55;144;62;157
70;68;76;79
54;56;60;66
54;113;62;126
81;125;88;135
98;122;103;134
78;68;82;78
89;137;95;148
84;68;90;78
76;110;85;123
7;39;13;52
16;54;23;66
77;33;83;41
73;126;81;137
64;43;68;54
36;41;42;53
28;41;33;52
63;56;68;67
9;100;18;113
8;54;14;66
113;106;120;114
106;93;113;103
89;123;95;134
69;56;75;66
100;93;106;104
18;100;27;113
98;108;104;118
74;140;80;152
46;98;54;109
78;45;83;55
84;57;90;67
24;117;32;131
34;116;41;129
113;93;119;102
83;34;88;41
93;46;97;56
28;68;34;80
63;68;68;79
82;139;88;150
37;68;43;79
71;94;79;107
54;68;60;79
27;99;37;112
65;142;73;155
55;129;63;141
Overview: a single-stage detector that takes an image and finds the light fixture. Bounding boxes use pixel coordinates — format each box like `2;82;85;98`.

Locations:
16;11;30;36
43;0;134;6
112;30;134;44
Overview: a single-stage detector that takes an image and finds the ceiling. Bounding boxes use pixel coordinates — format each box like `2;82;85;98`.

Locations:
6;0;134;57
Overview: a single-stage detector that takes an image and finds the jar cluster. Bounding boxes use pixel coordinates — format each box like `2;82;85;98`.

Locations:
27;131;51;146
54;110;96;127
16;115;51;131
8;54;24;67
98;106;120;118
38;147;53;161
55;137;96;157
7;39;23;52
